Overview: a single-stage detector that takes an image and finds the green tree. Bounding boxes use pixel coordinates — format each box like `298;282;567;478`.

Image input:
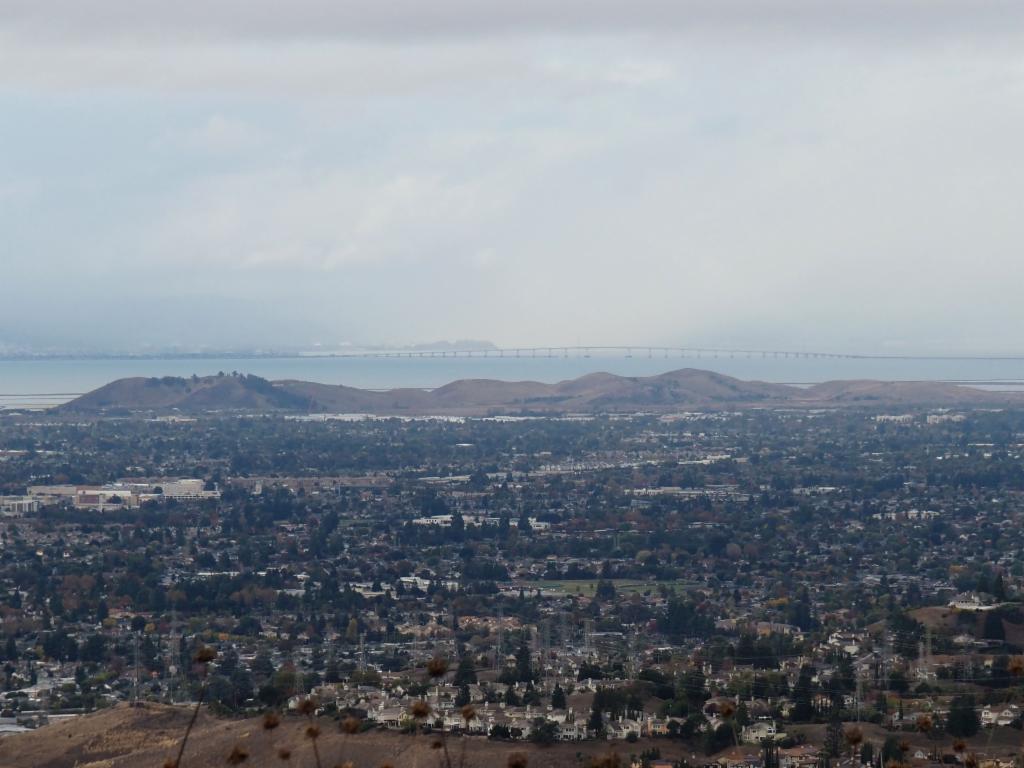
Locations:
824;714;843;758
514;643;534;683
888;669;909;693
791;665;815;722
993;573;1007;601
588;704;605;736
454;654;477;686
704;723;734;755
982;611;1005;641
595;579;617;601
551;683;567;709
947;695;980;738
881;735;902;764
529;718;558;745
679;668;707;711
860;742;874;765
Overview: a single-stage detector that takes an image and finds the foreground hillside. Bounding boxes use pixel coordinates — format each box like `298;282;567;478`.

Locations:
0;703;672;768
54;368;1018;415
4;703;1023;768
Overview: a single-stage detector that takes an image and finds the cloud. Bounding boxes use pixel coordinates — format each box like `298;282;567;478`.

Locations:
2;1;1022;43
150;167;504;269
0;180;37;205
2;1;1024;352
1;1;1022;95
179;115;266;154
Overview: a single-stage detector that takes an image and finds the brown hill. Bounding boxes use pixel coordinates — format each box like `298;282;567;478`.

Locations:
802;379;1005;405
6;701;1024;768
575;369;796;409
0;702;670;768
59;374;311;415
54;369;1021;416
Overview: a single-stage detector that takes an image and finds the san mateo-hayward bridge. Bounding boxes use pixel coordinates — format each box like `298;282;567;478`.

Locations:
309;345;1024;362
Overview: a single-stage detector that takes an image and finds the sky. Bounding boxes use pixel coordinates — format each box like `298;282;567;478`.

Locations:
2;1;1023;354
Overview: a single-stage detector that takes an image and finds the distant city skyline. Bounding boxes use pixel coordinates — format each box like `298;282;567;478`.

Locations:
2;1;1023;353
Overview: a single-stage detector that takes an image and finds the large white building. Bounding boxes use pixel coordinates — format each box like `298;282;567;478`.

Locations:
0;496;40;516
28;479;219;510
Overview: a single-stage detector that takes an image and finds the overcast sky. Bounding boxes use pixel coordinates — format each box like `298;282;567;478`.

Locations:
2;1;1023;353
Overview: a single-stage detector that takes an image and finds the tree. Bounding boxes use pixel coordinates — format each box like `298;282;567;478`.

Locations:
888;669;909;694
891;615;925;660
786;589;815;631
860;742;874;765
947;695;980;738
983;611;1005;641
737;702;751;728
660;595;712;638
595;579;617;601
836;655;855;693
252;650;274;682
762;738;780;768
514;643;534;683
207;674;235;710
681;713;707;740
736;635;757;665
551;683;567;709
454;654;477;686
993;573;1007;601
324;656;340;683
824;714;843;758
990;655;1011;688
588;704;605;736
79;634;106;664
791;665;815;722
449;512;465;541
529;718;558;745
881;735;902;765
345;617;359;643
704;723;734;755
680;668;707;710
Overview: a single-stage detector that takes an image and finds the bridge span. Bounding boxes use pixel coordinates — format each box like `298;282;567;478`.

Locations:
308;346;1024;362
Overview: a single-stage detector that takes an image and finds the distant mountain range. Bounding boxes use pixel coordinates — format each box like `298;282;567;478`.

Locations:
51;369;1021;416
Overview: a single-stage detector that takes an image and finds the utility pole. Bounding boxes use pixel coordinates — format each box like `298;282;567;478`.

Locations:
855;670;863;722
495;606;504;670
925;625;933;678
169;602;182;703
133;632;140;707
880;621;890;683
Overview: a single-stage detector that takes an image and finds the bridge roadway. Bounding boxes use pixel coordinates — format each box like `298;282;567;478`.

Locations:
306;346;1024;362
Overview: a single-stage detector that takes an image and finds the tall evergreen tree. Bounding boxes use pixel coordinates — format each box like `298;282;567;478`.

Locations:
454;654;477;686
551;683;567;709
791;665;815;722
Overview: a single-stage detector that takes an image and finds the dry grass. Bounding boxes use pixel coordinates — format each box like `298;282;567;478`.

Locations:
0;703;688;768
